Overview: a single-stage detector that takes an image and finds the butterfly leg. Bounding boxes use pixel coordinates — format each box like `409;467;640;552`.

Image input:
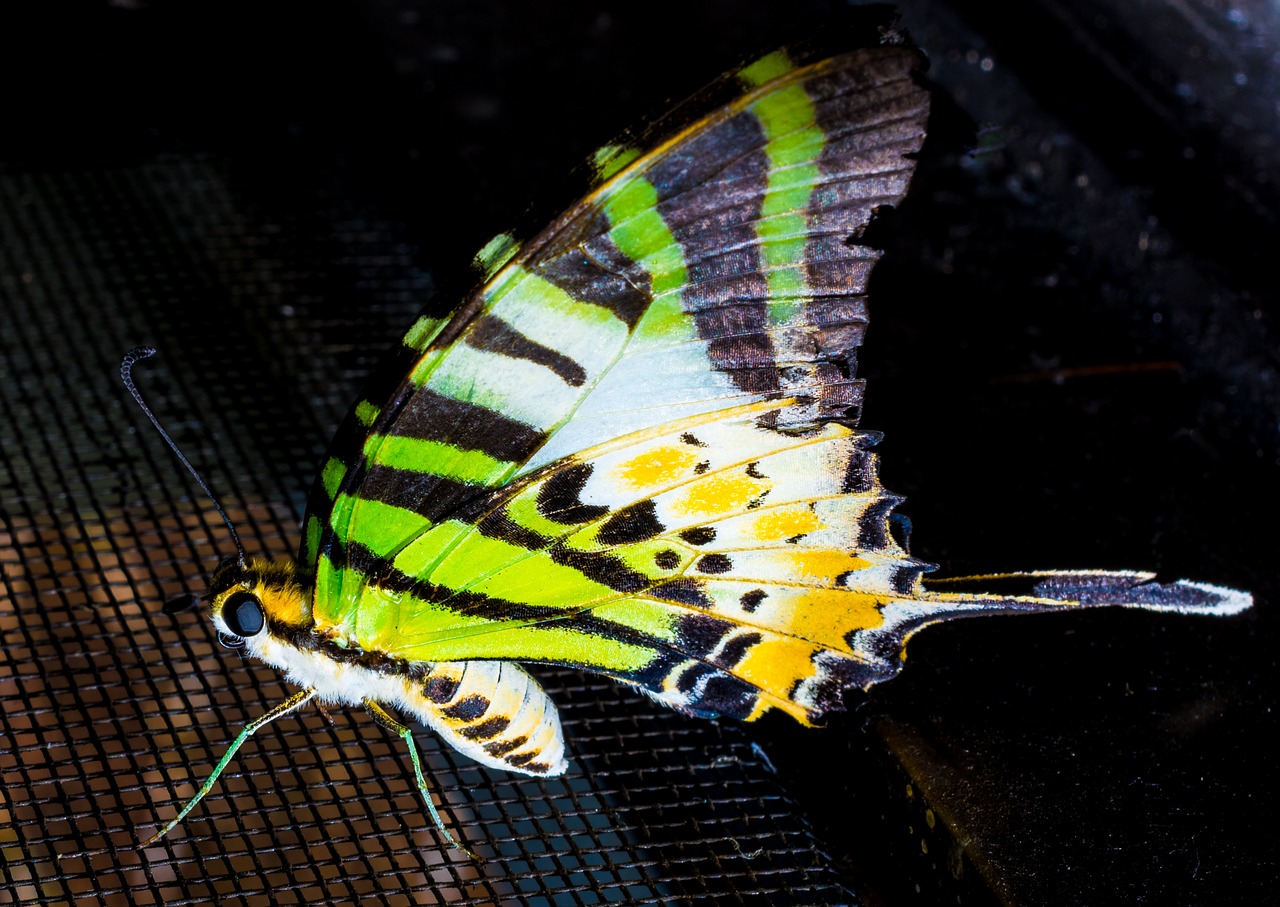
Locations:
363;699;479;860
138;687;317;848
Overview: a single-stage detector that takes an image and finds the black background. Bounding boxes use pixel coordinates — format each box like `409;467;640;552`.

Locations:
1;1;1275;905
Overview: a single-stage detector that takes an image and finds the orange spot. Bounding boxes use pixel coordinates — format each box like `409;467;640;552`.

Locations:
735;638;821;716
752;507;823;542
616;445;701;490
790;549;868;582
677;473;769;518
772;588;883;647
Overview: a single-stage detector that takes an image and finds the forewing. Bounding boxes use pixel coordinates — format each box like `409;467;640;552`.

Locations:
302;46;932;709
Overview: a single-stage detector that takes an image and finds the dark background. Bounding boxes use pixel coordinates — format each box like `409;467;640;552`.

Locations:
1;1;1275;905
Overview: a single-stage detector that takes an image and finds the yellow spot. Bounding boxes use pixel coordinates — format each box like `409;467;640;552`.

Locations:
735;638;820;714
616;445;701;491
676;473;769;518
775;589;882;647
752;507;823;542
791;549;869;582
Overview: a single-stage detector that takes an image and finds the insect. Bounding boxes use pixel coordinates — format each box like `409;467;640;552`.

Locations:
124;43;1250;856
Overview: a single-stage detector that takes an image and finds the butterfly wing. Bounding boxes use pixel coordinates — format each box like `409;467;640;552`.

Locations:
299;43;1248;729
302;43;930;640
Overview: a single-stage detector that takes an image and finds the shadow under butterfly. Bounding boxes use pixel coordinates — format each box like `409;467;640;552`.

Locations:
117;43;1251;857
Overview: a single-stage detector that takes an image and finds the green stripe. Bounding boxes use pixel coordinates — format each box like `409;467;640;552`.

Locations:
605;175;690;343
591;598;679;643
303;514;322;566
321;456;346;500
354;400;379;427
473;232;520;280
369;434;511;486
392;519;474;578
738;50;794;89
337;493;433;559
398;618;657;670
592;144;642;182
753;83;823;325
403;314;448;352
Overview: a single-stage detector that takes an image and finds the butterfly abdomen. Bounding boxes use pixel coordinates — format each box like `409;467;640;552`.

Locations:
393;660;567;776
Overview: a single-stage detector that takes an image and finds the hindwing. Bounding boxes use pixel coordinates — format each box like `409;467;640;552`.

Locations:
300;45;933;721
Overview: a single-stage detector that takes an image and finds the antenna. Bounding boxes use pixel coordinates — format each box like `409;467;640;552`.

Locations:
120;347;247;566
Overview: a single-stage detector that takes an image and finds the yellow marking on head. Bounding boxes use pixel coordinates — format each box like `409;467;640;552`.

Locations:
211;558;311;629
751;507;824;542
676;473;770;518
258;581;310;628
616;445;702;490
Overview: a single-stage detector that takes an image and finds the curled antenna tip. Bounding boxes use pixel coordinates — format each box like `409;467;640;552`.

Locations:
121;347;247;567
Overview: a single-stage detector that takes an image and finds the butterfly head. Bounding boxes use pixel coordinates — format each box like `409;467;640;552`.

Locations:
205;557;312;648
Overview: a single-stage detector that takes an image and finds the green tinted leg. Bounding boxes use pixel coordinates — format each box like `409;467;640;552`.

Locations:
363;699;478;860
138;688;317;848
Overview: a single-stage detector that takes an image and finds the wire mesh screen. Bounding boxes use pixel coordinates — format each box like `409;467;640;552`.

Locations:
0;150;852;905
4;2;1276;905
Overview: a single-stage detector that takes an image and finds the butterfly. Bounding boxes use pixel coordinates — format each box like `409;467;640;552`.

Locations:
124;42;1251;856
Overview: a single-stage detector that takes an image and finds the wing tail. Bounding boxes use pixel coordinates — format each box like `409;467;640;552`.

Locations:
845;571;1253;677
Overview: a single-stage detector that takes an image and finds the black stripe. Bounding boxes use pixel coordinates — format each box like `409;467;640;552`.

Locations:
476;507;552;551
537;463;609;524
537;233;651;330
596;500;665;546
646;109;781;397
695;553;734;575
359;464;486;524
460;716;511;740
343;540;574;624
654;549;681;570
550;545;651;594
466;313;588;387
484;736;528;757
801;53;927;426
390;387;545;464
855;496;897;552
650;579;711;608
441;695;489;722
423;674;460;704
841;446;876;494
677;613;737;658
715;632;763;669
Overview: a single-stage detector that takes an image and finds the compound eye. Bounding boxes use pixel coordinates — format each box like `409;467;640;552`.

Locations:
222;591;266;638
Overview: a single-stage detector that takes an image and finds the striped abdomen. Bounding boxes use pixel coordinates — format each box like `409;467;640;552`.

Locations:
399;660;567;776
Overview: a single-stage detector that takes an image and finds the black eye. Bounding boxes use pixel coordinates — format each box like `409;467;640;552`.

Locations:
222;591;265;638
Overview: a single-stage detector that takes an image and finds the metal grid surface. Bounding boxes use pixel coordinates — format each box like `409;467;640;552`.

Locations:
0;152;852;905
3;1;1277;905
